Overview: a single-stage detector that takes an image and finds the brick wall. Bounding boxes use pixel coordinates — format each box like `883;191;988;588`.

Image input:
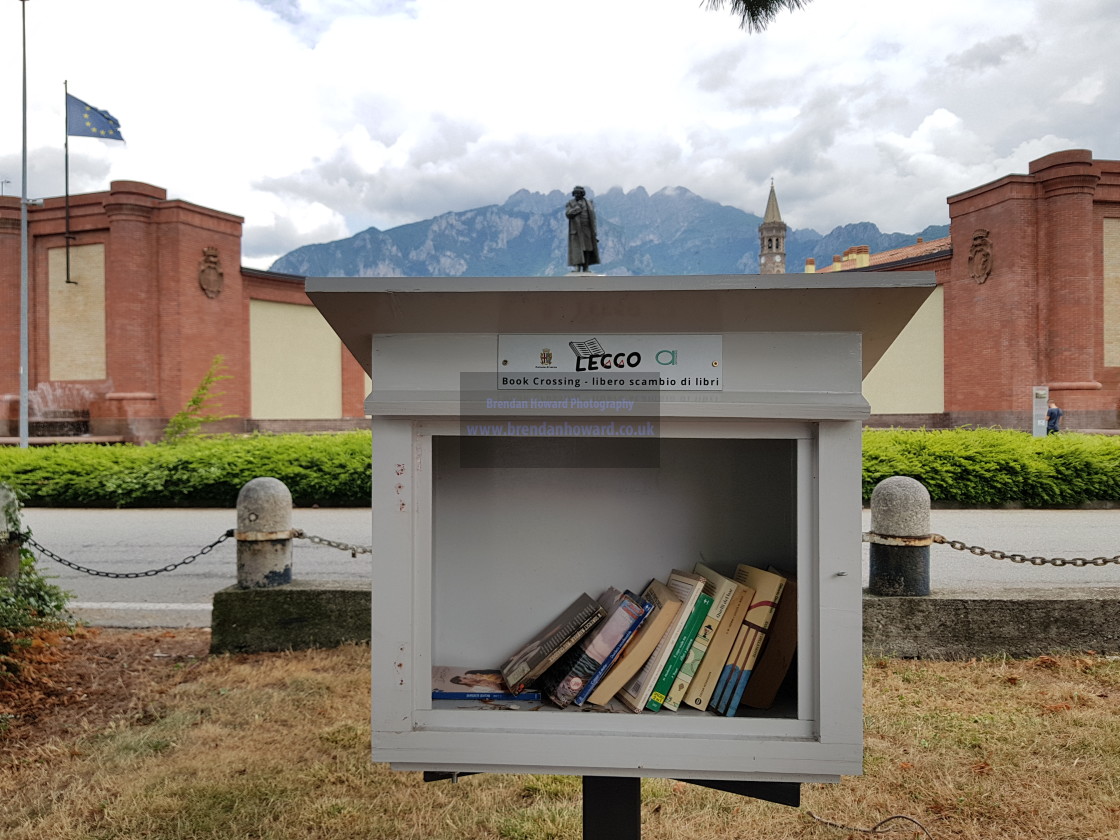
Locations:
2;181;366;442
939;150;1119;428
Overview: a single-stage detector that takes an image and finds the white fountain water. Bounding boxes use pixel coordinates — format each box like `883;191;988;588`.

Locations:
27;381;96;417
26;382;103;437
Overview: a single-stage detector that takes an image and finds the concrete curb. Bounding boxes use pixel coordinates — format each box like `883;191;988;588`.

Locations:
210;581;1120;659
210;580;371;654
864;588;1120;658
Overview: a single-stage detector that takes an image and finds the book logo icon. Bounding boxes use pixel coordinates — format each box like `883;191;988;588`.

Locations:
569;338;606;359
569;338;642;372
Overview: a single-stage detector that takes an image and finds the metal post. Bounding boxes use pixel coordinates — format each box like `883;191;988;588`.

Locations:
235;477;293;589
1;483;23;582
19;0;30;448
868;476;931;596
583;776;641;840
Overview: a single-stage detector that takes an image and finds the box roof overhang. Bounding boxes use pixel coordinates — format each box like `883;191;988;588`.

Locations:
306;272;936;379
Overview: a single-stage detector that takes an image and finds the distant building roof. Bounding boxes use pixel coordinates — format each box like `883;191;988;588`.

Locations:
808;235;951;273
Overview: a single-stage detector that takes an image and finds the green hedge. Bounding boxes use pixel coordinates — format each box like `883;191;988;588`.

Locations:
862;429;1120;507
0;432;373;508
0;429;1117;508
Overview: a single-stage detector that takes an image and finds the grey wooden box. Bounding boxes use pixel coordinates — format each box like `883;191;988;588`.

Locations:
308;273;933;783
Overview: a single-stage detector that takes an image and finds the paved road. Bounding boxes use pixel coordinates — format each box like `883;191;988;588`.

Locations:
18;508;373;627
870;508;1120;597
14;507;1120;627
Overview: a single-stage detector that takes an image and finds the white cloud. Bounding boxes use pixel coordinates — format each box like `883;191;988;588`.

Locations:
2;0;1117;268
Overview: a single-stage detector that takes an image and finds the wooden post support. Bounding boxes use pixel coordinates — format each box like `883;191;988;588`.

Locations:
583;776;641;840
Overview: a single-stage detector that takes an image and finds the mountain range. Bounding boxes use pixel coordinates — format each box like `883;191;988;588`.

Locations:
269;186;949;277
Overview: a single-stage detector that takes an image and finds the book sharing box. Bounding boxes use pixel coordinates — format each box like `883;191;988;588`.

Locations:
309;271;929;783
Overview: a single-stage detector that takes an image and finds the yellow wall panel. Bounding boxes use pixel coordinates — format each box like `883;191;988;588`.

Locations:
48;244;106;381
863;285;945;415
1104;218;1120;368
250;300;342;419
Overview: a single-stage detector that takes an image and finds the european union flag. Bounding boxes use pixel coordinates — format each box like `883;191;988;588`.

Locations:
66;93;124;141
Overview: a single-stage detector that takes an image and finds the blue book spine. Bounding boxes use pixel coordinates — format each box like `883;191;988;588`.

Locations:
714;664;741;714
433;689;542;701
721;667;754;716
710;662;736;711
574;595;652;706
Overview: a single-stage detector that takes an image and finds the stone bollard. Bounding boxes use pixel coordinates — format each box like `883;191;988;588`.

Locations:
868;476;931;597
0;483;21;582
236;477;294;589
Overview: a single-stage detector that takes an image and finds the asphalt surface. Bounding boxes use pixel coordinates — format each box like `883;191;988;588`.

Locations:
14;507;1120;627
18;507;373;627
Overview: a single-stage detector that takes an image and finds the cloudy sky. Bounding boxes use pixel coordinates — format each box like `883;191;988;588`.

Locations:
1;0;1113;268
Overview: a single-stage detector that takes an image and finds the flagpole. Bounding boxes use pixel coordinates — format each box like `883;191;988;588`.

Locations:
19;0;30;448
65;79;72;286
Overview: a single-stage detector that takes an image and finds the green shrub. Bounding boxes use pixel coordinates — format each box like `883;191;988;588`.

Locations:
0;428;1116;509
0;432;372;508
0;553;72;635
1;490;71;637
862;428;1120;506
162;355;234;443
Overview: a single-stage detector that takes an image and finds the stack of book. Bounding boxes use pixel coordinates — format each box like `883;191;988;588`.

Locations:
432;562;795;717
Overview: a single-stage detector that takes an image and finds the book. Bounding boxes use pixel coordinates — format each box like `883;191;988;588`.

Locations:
573;589;653;705
645;591;713;712
716;624;758;715
718;564;788;716
683;571;754;711
710;621;751;712
499;593;607;694
661;562;739;711
617;569;706;713
539;588;652;708
741;576;798;710
432;667;542;701
585;579;682;706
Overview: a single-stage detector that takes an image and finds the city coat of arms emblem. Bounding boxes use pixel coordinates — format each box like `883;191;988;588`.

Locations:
198;246;224;298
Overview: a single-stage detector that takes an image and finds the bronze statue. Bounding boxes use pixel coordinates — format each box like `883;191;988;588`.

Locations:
565;186;600;272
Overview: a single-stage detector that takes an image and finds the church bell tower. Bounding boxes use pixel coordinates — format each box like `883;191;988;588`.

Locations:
758;180;787;274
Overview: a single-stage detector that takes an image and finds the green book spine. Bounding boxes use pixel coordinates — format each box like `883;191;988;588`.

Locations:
645;593;713;712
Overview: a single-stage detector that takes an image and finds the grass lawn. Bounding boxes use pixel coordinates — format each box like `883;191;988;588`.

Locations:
2;629;1118;839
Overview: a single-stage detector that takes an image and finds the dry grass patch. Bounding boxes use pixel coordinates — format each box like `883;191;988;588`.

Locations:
2;632;1118;839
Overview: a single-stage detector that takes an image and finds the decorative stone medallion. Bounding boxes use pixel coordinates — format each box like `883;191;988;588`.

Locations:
968;229;993;284
199;246;224;298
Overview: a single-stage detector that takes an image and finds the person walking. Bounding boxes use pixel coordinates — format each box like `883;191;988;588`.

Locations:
1046;400;1063;434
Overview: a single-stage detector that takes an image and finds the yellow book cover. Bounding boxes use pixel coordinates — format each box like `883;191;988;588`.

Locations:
662;563;738;711
585;580;682;706
720;564;787;714
684;580;753;710
742;576;798;709
617;570;705;713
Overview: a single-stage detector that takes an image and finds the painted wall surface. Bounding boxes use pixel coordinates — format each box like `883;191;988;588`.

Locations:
250;299;342;419
863;286;944;415
1105;217;1120;368
48;244;106;381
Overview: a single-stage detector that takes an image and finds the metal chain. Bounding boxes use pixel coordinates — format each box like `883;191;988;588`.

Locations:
930;533;1120;567
292;529;372;557
18;530;234;578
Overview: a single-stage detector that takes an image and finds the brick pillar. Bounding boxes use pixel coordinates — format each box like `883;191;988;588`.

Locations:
0;198;21;402
103;183;162;396
1031;151;1101;392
